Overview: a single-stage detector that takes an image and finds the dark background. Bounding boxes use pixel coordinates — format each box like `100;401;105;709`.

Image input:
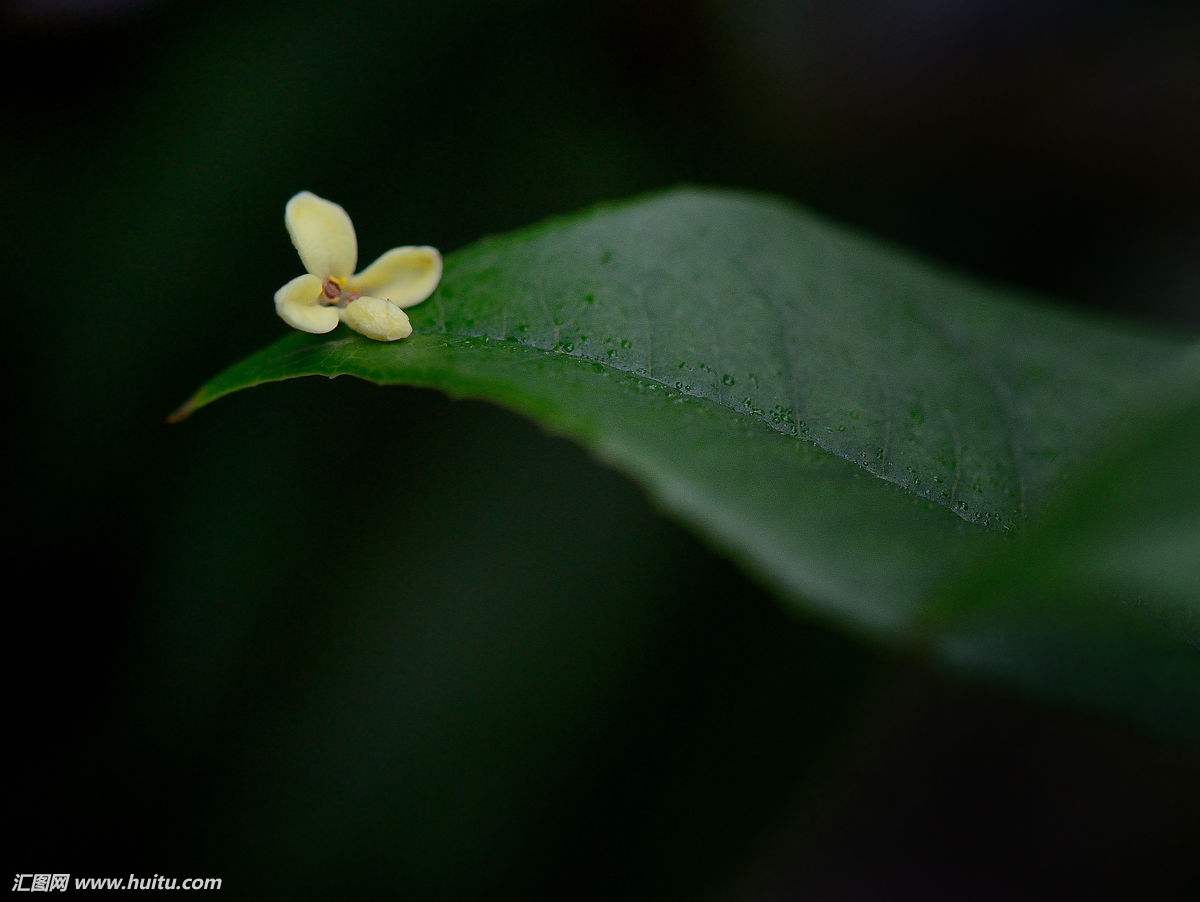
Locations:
4;0;1199;898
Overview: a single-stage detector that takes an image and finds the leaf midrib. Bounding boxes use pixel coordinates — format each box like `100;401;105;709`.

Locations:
408;321;990;527
902;300;1030;521
191;314;1008;530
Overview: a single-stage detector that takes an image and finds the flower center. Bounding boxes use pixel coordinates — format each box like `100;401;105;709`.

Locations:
319;277;362;308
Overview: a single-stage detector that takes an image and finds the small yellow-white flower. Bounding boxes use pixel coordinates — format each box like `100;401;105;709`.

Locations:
274;191;442;341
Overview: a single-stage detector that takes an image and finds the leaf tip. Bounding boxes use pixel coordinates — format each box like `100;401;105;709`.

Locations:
166;395;199;425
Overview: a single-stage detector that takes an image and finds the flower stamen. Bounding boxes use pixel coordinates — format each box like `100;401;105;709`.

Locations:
317;279;363;308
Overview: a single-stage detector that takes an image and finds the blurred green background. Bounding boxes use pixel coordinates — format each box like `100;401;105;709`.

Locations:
4;0;1199;898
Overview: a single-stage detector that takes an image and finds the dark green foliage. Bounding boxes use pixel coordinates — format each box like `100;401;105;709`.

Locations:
181;189;1199;737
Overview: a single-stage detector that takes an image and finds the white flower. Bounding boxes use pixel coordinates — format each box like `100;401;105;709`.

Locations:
273;191;441;341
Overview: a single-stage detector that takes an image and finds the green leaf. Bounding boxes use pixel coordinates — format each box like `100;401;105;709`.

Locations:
924;349;1200;740
177;188;1197;733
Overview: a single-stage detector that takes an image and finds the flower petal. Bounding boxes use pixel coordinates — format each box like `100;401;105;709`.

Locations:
339;295;413;341
285;191;357;278
274;273;339;334
349;246;442;309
